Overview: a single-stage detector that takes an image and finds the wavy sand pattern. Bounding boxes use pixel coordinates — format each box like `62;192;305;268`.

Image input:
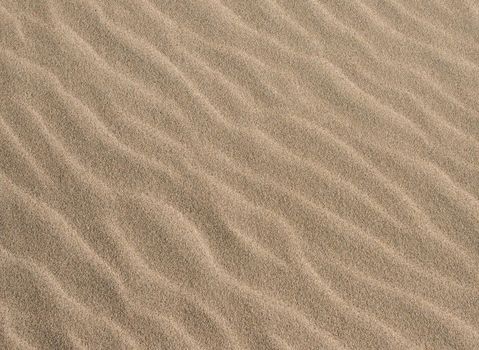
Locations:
1;0;479;349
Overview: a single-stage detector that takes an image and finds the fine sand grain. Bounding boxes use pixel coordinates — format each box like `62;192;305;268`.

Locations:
1;0;479;349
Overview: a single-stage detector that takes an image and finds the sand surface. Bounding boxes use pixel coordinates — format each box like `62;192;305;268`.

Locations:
1;0;479;349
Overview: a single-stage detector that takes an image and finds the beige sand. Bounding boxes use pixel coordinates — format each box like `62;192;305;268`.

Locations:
1;0;479;349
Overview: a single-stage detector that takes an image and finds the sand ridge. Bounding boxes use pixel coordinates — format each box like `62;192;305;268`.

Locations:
1;0;479;349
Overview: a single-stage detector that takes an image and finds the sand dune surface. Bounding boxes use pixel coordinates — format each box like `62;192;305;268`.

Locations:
1;0;479;349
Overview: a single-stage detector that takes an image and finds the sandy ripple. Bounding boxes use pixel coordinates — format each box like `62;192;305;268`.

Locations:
1;0;479;349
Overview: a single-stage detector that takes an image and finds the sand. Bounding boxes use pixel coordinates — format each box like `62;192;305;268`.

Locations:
1;0;479;349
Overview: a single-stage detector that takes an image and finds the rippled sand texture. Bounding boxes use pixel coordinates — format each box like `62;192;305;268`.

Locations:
1;0;479;349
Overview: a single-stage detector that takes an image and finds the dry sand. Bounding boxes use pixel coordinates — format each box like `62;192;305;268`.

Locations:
1;0;479;349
